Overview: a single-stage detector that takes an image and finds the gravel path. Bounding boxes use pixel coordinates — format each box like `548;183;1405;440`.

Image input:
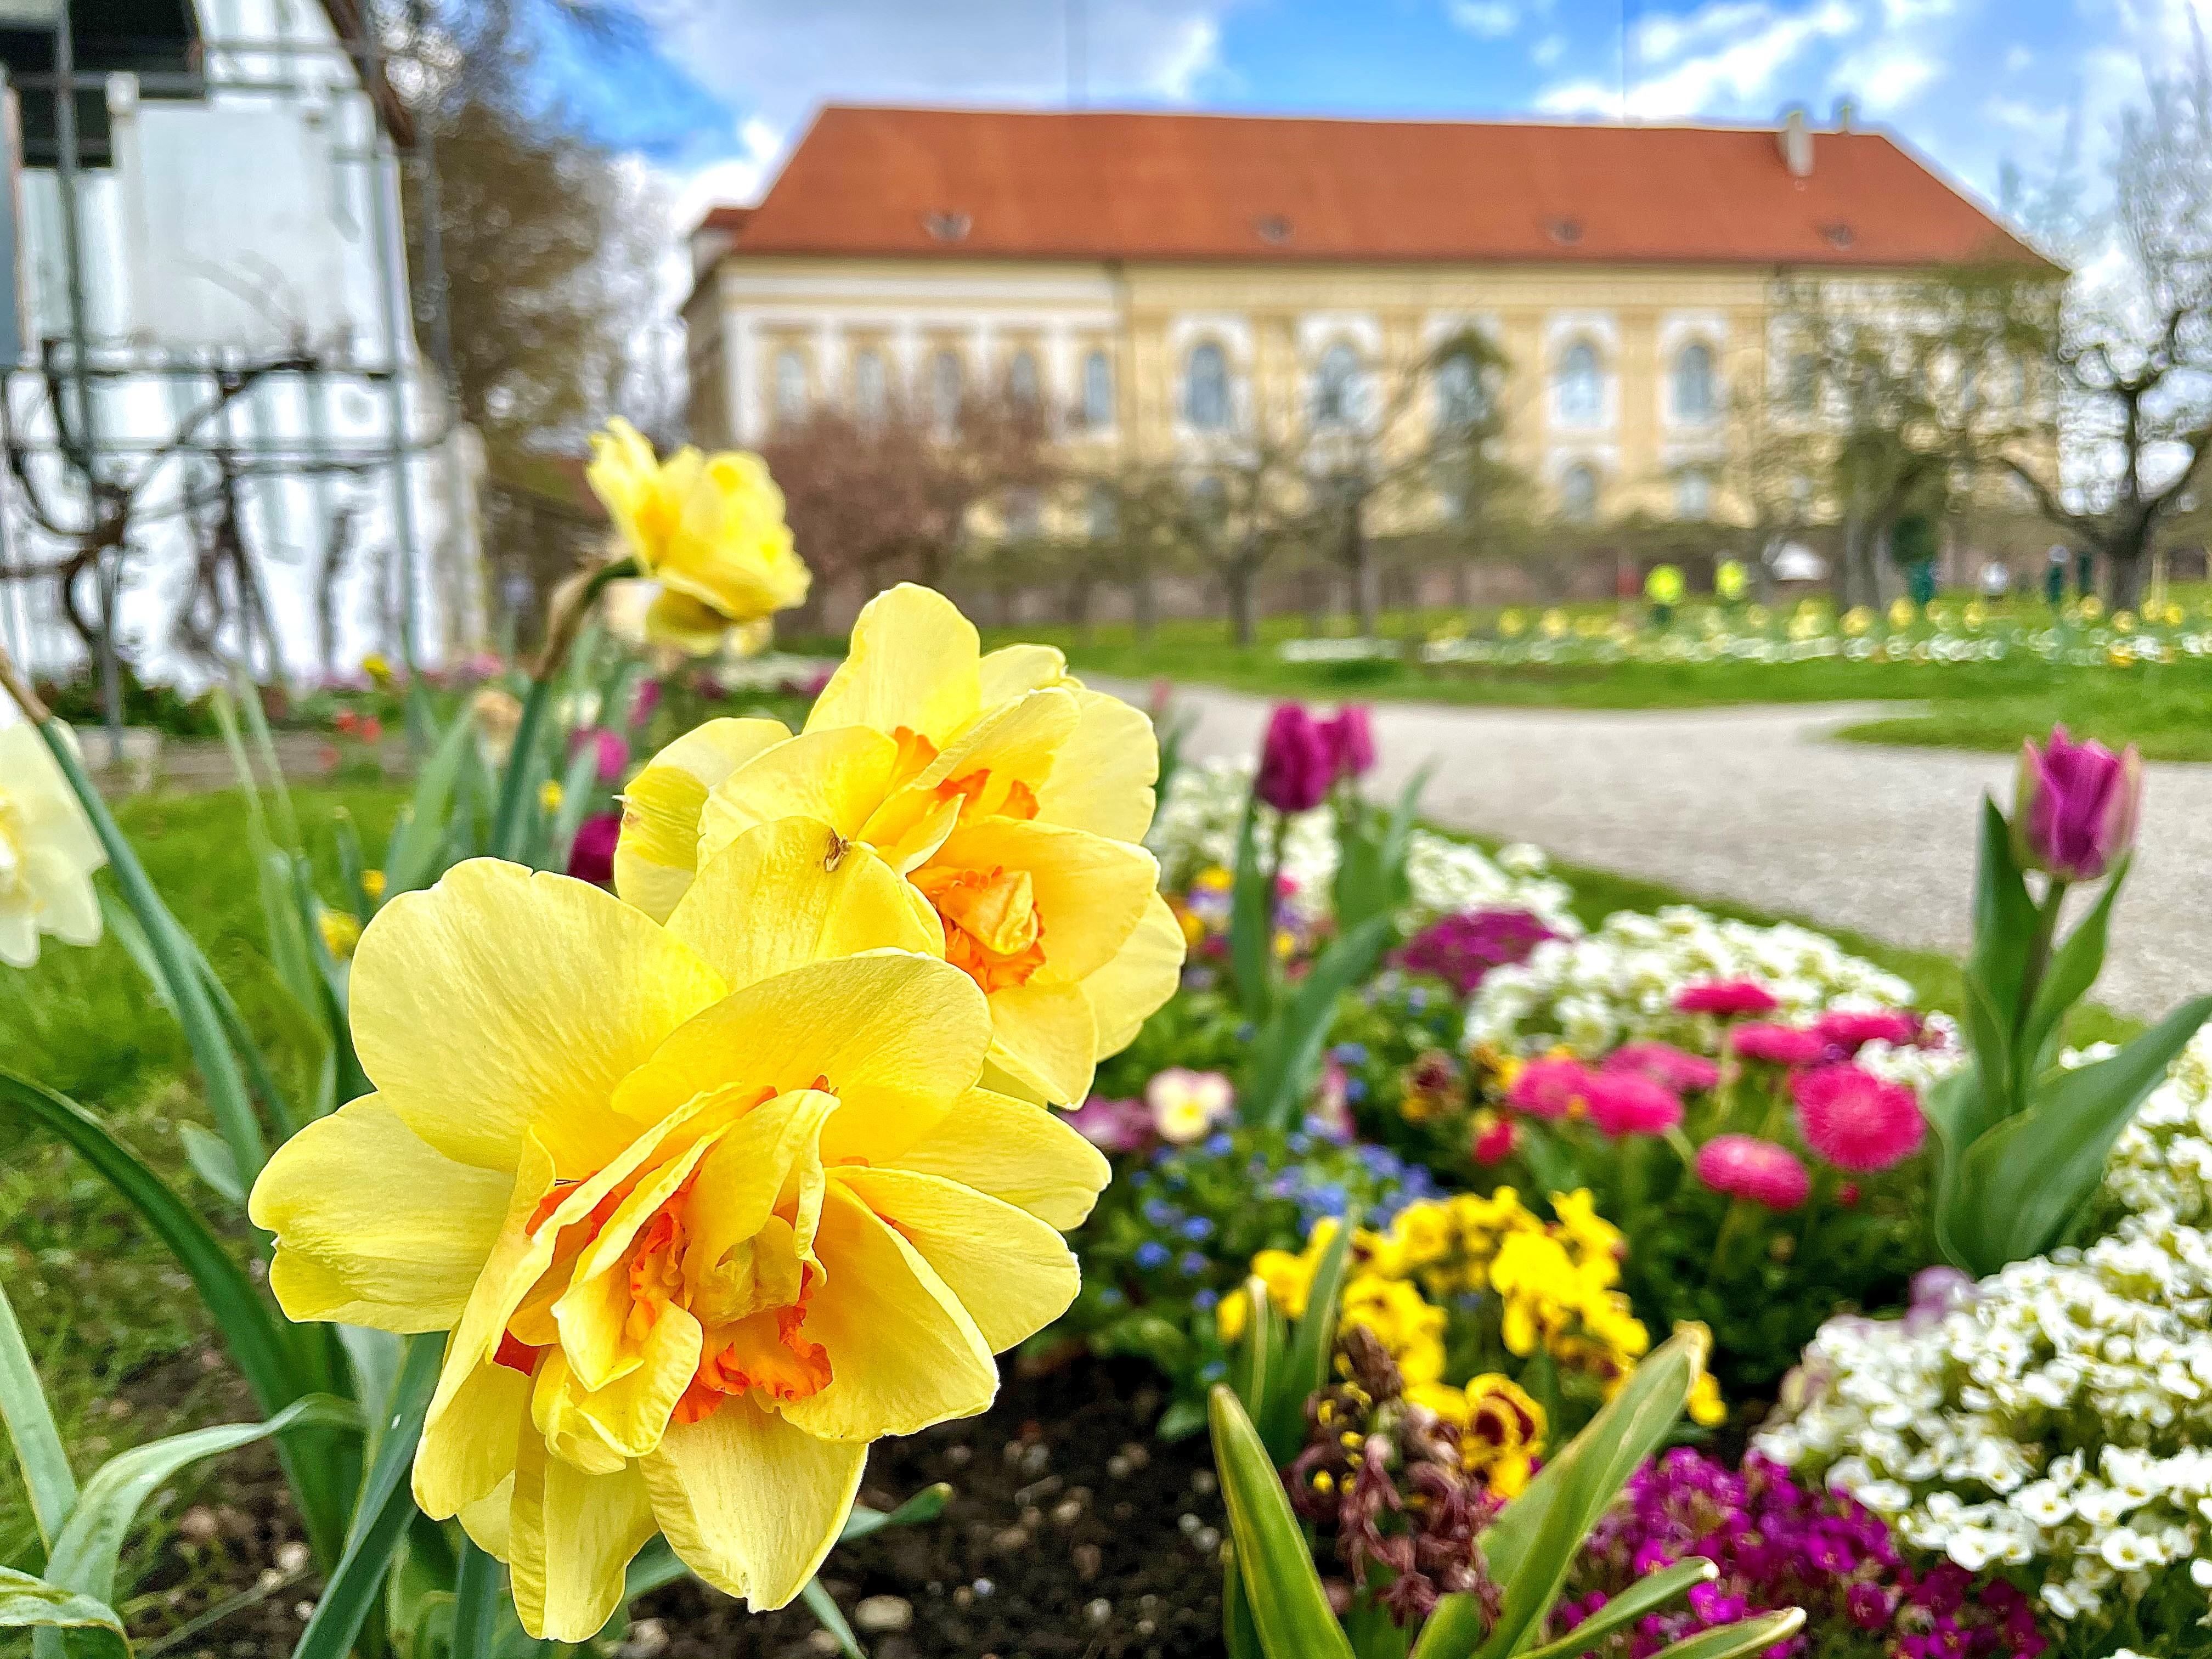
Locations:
1122;684;2207;1020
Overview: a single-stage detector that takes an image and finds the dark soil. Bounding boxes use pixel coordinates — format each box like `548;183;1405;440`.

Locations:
108;1348;1223;1658
633;1355;1226;1659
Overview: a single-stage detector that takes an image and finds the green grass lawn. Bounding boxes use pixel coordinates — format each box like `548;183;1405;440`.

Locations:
961;606;2212;763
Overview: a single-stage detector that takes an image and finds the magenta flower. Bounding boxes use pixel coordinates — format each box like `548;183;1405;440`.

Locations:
1065;1093;1154;1154
1508;1056;1593;1120
1256;703;1337;812
629;677;664;729
1321;705;1376;780
1792;1063;1927;1172
569;726;630;786
2012;724;2142;882
565;812;622;886
1603;1041;1719;1093
1812;1008;1922;1052
1695;1135;1811;1209
1397;908;1556;994
1582;1070;1684;1137
1674;979;1780;1017
1733;1022;1827;1066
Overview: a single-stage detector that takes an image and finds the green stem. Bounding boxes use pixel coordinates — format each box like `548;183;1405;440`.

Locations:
488;558;635;861
454;1538;505;1658
1707;1197;1754;1280
2019;878;2070;1023
34;719;268;1190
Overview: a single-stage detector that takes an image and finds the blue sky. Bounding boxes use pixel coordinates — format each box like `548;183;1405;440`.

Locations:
551;0;2199;227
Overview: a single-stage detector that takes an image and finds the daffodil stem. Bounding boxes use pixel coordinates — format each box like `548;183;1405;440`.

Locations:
490;558;636;861
454;1537;505;1657
0;636;47;721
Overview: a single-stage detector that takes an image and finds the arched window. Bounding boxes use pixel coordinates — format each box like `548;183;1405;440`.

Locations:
773;348;807;426
1081;350;1113;430
1675;469;1713;520
1435;354;1485;433
1560;462;1599;523
853;349;887;426
1185;342;1231;431
1673;341;1716;423
930;349;963;436
1556;341;1602;426
1004;487;1041;539
1087;481;1118;540
1007;348;1041;410
1313;342;1362;428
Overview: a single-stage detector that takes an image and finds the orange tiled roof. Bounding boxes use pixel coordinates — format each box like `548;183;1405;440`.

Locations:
714;106;2050;271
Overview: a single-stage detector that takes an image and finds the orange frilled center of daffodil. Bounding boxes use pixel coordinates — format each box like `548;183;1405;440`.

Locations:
495;1154;832;1426
913;864;1047;993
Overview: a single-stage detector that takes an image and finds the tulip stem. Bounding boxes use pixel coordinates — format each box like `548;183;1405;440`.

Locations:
2021;879;2070;1019
489;557;636;860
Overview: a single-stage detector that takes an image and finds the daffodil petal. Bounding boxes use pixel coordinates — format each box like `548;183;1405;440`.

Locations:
1080;891;1187;1057
665;818;941;992
610;956;988;1164
805;583;980;747
415;1357;532;1520
833;1167;1080;1351
507;1424;658;1643
250;1095;514;1332
616;717;792;923
978;642;1069;703
697;727;900;857
575;1301;705;1459
982;978;1099;1107
929;817;1157;984
457;1471;515;1559
643;1393;865;1609
352;860;725;1175
777;1182;997;1441
882;1087;1109;1229
1034;689;1160;842
684;1089;839;1285
913;686;1081;794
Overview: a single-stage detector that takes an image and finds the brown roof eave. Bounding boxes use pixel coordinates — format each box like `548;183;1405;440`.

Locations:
317;0;416;149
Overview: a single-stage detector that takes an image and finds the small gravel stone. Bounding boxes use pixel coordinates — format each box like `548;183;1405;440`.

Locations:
853;1594;913;1633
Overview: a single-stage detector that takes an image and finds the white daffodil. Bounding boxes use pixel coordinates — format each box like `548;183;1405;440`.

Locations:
0;721;103;968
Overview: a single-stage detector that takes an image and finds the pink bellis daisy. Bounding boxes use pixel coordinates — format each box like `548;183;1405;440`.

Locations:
1583;1070;1685;1138
1675;980;1781;1017
1604;1041;1719;1094
1695;1135;1812;1209
1508;1056;1594;1121
1733;1023;1827;1066
1792;1063;1927;1172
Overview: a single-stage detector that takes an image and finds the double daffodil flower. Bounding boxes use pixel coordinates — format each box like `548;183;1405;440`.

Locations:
249;820;1109;1639
613;584;1184;1104
0;720;105;969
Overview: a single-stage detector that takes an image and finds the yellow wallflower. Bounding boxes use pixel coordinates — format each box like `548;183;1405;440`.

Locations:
1458;1373;1546;1497
247;820;1107;1640
0;721;105;968
617;585;1184;1105
540;780;565;814
586;419;810;640
1340;1274;1447;1385
362;868;387;902
318;907;363;960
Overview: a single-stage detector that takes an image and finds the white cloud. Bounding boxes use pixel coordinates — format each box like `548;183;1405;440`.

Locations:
1449;1;1519;38
1531;31;1567;65
668;117;785;223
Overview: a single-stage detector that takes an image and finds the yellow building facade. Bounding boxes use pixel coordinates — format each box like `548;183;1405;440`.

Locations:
685;106;2037;535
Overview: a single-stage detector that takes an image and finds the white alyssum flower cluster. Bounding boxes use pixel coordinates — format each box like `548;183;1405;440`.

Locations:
1462;904;1920;1058
1144;758;1580;934
1757;1029;2212;1654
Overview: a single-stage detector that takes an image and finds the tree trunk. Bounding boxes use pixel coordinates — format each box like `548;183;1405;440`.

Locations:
1346;506;1378;637
1226;559;1259;647
1067;569;1094;644
1132;565;1158;643
2108;546;2147;614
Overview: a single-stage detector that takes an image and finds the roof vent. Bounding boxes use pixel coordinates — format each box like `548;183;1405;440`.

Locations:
1547;217;1583;246
1821;221;1855;250
1254;213;1292;245
923;210;972;242
1779;106;1814;178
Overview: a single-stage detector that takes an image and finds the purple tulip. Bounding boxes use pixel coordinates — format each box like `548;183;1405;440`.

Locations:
569;726;630;786
2012;724;2141;881
566;812;622;886
1321;705;1376;781
1255;703;1336;813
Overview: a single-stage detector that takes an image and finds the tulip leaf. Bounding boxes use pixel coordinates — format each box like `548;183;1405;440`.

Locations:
384;710;476;897
1951;994;2212;1275
1333;765;1430;934
1230;792;1273;1022
839;1482;953;1542
1208;1386;1355;1659
0;1567;127;1656
1414;1330;1702;1659
1244;915;1396;1131
1515;1559;1718;1659
1223;1559;1263;1659
1646;1609;1806;1659
490;675;558;862
178;1120;247;1206
1229;1273;1276;1426
1266;1214;1357;1462
454;1537;505;1659
1962;796;2036;1110
2016;861;2126;1086
291;1333;444;1659
542;729;608;873
44;1395;357;1606
0;1279;76;1555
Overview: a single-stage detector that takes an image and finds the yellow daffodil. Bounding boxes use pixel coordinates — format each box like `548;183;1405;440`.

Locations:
0;721;104;968
587;419;810;640
247;820;1107;1640
617;585;1184;1105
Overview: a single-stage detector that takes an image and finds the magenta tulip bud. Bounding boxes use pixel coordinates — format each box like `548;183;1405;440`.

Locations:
2012;725;2142;882
1323;706;1376;781
565;812;622;886
1256;703;1336;813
